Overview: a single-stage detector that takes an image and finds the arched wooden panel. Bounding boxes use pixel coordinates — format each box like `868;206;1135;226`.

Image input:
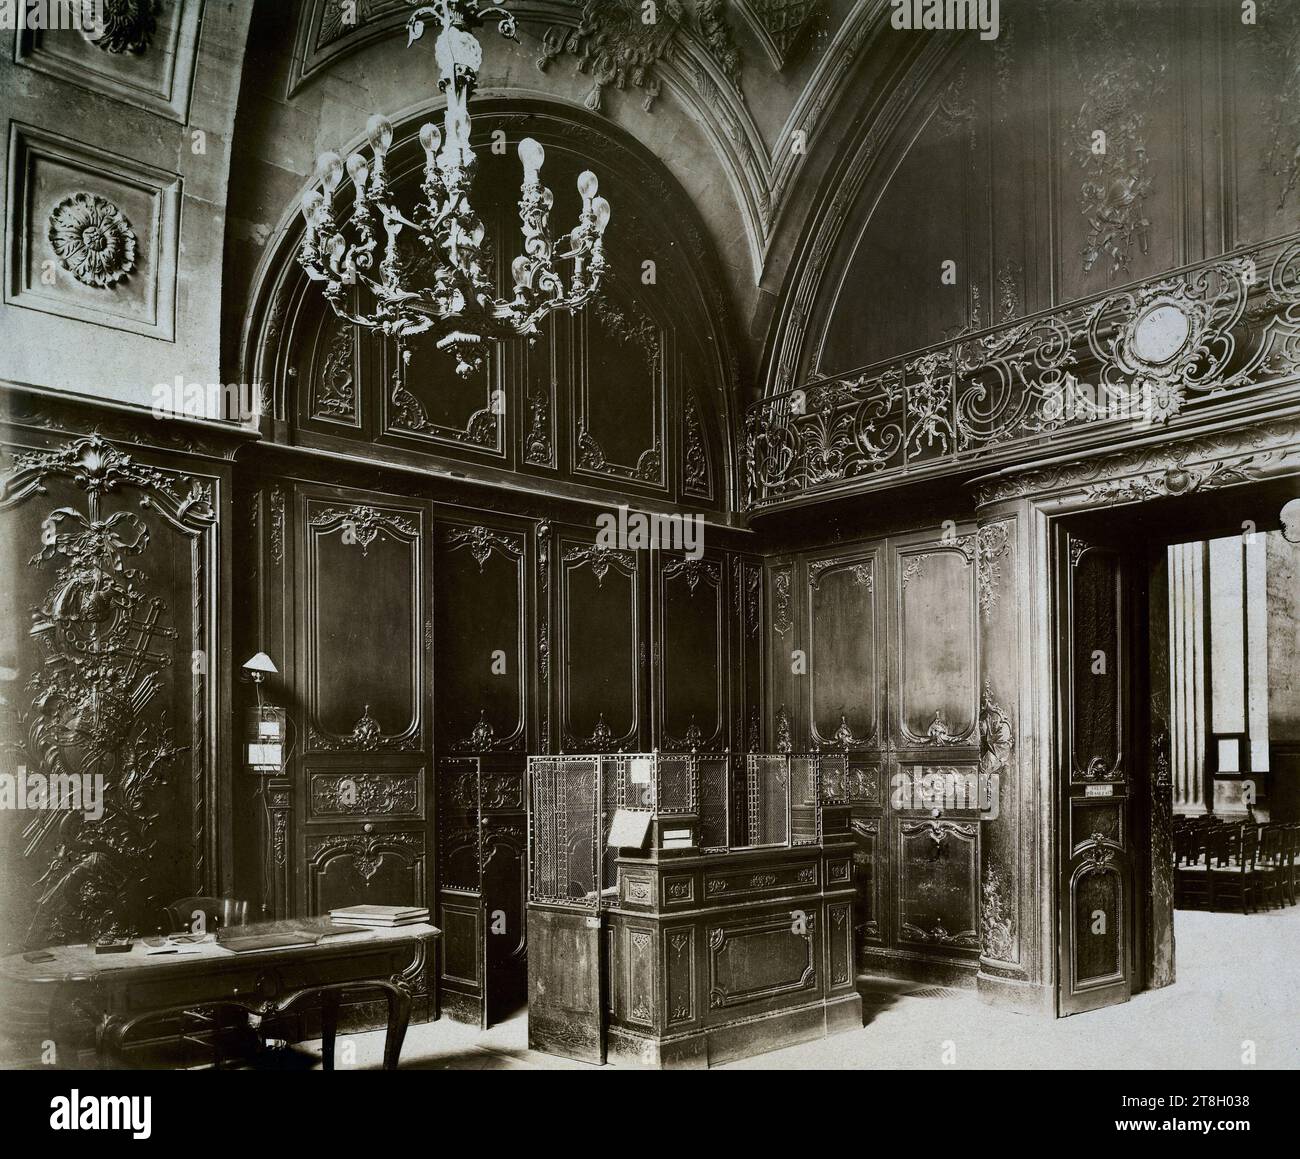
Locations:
249;101;737;514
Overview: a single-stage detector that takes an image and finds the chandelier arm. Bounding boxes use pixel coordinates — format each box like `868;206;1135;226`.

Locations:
301;0;609;378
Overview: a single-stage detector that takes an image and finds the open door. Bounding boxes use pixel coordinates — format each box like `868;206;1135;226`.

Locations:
1055;527;1140;1015
479;766;528;1027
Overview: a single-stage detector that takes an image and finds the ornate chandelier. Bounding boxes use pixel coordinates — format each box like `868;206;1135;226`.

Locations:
297;1;611;376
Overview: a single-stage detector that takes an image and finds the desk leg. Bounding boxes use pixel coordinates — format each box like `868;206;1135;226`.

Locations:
47;984;94;1070
382;983;412;1071
320;989;340;1071
98;1015;127;1069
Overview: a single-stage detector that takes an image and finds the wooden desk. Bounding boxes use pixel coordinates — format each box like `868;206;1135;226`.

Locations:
0;919;440;1070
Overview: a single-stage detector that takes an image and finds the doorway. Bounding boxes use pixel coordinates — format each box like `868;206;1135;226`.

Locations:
1051;484;1300;1016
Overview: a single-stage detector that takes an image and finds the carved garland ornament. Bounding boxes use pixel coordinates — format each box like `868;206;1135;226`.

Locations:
980;862;1015;962
47;193;137;289
444;524;522;571
310;504;418;556
536;0;741;115
976;521;1012;619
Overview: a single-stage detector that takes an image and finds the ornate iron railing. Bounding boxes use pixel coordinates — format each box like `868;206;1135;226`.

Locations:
745;235;1300;509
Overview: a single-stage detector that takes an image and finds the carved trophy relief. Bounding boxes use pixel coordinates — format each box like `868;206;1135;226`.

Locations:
0;435;215;947
980;862;1016;963
976;521;1012;619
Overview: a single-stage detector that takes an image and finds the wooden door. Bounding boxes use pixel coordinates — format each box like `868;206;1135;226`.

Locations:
479;760;528;1028
1056;528;1139;1015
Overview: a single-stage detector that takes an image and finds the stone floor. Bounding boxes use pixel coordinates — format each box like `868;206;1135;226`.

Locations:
286;905;1300;1070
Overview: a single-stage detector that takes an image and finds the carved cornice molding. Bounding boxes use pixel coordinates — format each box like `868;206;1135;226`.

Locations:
972;415;1300;512
0;382;256;462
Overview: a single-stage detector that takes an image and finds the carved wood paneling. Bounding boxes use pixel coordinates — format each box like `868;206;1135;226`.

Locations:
304;830;426;914
806;550;878;749
262;104;733;516
307;770;423;821
894;535;978;748
0;433;221;950
434;520;528;753
665;926;695;1026
896;820;980;952
301;495;426;753
707;912;818;1010
656;550;726;752
556;532;643;752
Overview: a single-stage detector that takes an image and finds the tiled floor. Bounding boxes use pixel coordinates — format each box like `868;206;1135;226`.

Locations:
289;905;1300;1070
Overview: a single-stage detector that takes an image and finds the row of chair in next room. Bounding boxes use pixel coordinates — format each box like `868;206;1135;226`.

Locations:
1174;816;1299;913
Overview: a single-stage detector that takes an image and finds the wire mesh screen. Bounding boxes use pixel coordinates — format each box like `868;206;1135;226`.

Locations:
528;752;848;905
528;755;603;906
695;754;730;851
746;754;789;846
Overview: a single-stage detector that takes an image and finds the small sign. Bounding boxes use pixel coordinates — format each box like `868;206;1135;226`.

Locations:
628;757;652;785
606;808;652;849
1085;784;1114;797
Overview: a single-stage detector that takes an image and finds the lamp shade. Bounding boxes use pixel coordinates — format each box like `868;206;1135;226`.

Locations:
241;652;278;675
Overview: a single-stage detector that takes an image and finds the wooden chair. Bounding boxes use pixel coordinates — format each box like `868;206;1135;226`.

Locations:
1256;825;1287;909
1207;822;1260;914
164;896;249;937
1277;824;1298;907
1176;824;1213;910
161;897;252;1067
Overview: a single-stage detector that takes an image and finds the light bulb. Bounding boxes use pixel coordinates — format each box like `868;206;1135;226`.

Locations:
419;122;441;158
577;170;599;200
512;255;530;287
346;153;369;189
592;196;611;234
518;137;545;177
316;151;344;193
301;188;323;223
366;113;393;156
